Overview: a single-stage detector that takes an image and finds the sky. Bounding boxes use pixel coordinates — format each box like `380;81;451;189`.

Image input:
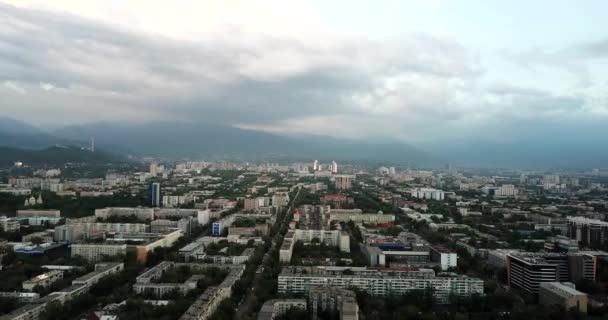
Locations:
1;0;608;145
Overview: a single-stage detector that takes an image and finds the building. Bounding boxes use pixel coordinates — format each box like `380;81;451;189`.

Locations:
0;216;20;232
95;207;155;221
280;238;295;263
0;292;40;303
72;262;124;287
0;263;123;320
487;249;520;269
567;216;608;248
149;162;161;176
429;246;458;271
272;192;290;208
179;265;244;320
258;299;307;320
313;160;319;171
329;212;395;225
334;175;353;191
309;287;359;320
162;195;194;208
320;195;354;209
409;188;445;201
507;253;597;296
22;271;64;291
244;197;271;211
14;243;69;260
539;282;587;314
55;222;149;242
197;248;256;264
278;266;483;304
150;182;161;207
545;236;579;253
71;244;128;262
16;210;62;226
331;161;338;174
294;229;350;252
481;185;518;197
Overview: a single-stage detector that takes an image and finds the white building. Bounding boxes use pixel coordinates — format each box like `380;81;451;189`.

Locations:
278;266;483;304
429;246;458;271
409;188;445;201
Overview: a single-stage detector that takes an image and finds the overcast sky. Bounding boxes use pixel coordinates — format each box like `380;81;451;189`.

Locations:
1;0;607;144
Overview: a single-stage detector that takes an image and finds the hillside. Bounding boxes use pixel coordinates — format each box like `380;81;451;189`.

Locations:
0;145;127;167
52;121;437;164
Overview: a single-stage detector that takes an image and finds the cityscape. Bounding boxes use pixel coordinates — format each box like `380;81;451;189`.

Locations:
2;1;608;320
1;160;608;320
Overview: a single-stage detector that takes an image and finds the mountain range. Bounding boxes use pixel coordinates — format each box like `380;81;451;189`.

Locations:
0;145;123;167
0;118;436;165
2;117;607;168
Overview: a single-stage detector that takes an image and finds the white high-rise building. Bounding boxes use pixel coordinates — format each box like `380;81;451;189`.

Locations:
331;161;338;174
313;160;319;171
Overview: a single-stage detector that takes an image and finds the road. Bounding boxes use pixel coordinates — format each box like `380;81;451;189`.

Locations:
234;187;302;319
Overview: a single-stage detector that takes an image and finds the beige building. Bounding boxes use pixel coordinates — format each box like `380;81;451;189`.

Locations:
71;244;128;262
333;175;353;190
539;282;587;314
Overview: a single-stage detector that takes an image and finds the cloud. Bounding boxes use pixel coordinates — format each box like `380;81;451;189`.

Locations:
0;1;606;144
3;80;27;94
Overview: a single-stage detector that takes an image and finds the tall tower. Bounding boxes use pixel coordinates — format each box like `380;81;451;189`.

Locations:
150;182;161;207
90;137;95;152
313;160;319;171
331;161;338;174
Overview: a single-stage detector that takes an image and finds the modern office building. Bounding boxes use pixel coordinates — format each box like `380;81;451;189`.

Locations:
150;182;161;207
278;266;483;304
567;216;608;248
507;253;596;296
539;282;587;314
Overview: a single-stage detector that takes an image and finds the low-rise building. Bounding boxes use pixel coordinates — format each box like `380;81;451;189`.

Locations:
278;266;483;304
539;282;587;314
257;299;307;320
22;271;64;291
430;245;458;271
310;287;359;320
71;244;128;262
